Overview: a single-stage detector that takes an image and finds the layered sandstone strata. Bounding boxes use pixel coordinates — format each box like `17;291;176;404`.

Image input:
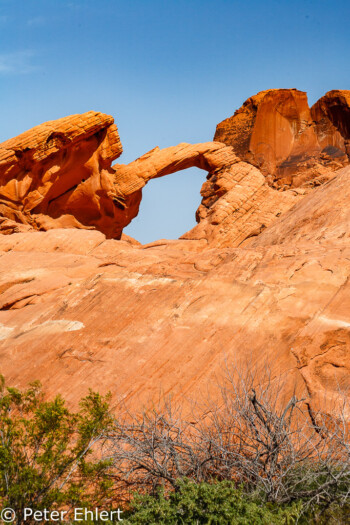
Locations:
0;95;350;418
0;112;123;237
1;92;349;246
0;116;300;246
115;142;301;248
0;166;349;416
181;159;303;248
214;89;350;188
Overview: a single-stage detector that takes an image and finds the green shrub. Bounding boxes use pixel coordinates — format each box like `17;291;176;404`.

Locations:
124;478;302;524
0;376;113;524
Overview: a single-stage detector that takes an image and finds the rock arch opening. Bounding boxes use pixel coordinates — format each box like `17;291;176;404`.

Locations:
123;166;204;244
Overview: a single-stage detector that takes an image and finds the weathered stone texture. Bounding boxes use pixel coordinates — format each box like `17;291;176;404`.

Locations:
182;160;303;248
0;93;350;417
0;111;123;237
214;89;350;188
115;142;301;247
0;168;350;415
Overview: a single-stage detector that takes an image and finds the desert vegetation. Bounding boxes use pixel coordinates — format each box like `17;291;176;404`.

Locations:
0;376;114;524
1;366;349;524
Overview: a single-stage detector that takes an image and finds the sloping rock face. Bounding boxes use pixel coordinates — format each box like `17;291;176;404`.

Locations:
214;89;350;188
0;168;350;415
181;158;303;248
0;97;350;418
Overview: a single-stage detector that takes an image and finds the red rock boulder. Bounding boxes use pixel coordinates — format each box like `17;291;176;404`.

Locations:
0;112;123;237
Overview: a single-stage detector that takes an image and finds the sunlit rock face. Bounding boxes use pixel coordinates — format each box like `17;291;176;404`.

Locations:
0;112;123;237
0;166;350;417
0;114;300;246
1;90;349;245
214;89;350;188
0;91;350;419
115;142;302;248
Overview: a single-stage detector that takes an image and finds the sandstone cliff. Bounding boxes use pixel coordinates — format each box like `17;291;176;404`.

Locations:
0;118;301;247
214;89;350;188
1;167;349;414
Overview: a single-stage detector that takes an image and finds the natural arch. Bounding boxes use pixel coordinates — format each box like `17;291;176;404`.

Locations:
111;141;301;247
0;112;301;246
123;166;205;244
111;141;240;238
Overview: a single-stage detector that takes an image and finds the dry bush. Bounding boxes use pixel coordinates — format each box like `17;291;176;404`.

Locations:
104;363;350;514
104;397;209;494
195;364;350;508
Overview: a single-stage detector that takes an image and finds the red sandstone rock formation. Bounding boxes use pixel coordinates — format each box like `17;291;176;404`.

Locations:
115;142;301;248
1;93;349;246
214;89;350;188
0;115;300;246
0;167;349;415
0;94;350;418
311;90;350;157
181;157;302;248
0;112;123;237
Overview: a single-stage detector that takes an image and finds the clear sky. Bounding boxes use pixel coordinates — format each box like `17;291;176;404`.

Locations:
1;0;349;243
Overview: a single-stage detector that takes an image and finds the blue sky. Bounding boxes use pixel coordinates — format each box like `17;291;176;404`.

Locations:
0;0;349;243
